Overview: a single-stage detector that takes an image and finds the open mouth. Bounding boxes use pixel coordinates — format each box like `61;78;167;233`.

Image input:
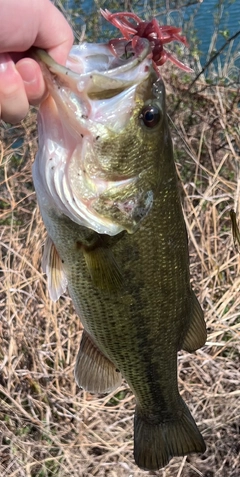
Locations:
32;38;151;98
33;39;155;237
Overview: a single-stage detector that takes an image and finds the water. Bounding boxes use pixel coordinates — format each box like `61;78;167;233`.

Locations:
183;0;240;64
63;0;240;73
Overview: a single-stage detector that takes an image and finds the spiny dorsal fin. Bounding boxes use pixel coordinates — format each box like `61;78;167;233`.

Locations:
42;235;68;302
182;291;206;352
81;246;124;291
75;330;122;393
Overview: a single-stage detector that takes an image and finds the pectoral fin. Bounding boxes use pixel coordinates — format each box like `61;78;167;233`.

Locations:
182;292;206;352
42;235;68;301
82;246;124;291
74;330;122;393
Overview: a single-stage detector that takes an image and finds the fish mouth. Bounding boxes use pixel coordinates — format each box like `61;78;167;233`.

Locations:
34;40;155;236
33;39;151;100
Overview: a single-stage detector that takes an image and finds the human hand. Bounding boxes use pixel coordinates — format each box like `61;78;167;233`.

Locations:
0;0;74;124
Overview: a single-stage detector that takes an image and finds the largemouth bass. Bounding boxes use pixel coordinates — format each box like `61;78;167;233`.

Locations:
32;23;206;470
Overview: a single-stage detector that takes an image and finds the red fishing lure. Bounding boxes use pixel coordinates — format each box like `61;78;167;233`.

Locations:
101;9;193;73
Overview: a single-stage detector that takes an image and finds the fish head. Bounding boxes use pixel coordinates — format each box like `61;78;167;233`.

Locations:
34;39;170;235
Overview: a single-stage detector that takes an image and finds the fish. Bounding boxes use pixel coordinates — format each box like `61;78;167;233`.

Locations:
32;11;206;471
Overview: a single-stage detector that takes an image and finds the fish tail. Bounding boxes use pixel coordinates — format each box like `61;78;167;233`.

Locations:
134;399;206;471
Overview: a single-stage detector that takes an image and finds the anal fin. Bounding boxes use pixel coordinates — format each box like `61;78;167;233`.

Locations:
182;291;206;352
75;330;122;393
42;235;67;302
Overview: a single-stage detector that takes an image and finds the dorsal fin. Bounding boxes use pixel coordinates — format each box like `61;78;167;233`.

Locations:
42;235;68;301
182;291;206;352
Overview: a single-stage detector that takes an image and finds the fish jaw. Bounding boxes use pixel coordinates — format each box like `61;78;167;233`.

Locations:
33;40;166;235
33;41;152;137
33;96;122;235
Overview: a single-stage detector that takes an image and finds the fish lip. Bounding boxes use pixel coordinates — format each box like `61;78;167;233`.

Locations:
32;38;151;91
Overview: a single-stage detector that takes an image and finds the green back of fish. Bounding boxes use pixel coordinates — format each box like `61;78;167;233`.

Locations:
38;103;206;470
41;120;204;403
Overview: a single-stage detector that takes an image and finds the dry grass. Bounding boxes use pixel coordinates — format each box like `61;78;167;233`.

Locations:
0;31;240;477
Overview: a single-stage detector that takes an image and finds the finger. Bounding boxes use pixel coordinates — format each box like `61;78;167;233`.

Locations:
0;0;74;65
16;58;47;105
36;1;74;64
0;53;29;123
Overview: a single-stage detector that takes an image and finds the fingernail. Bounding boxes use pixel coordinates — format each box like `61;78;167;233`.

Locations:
18;61;37;85
0;54;15;73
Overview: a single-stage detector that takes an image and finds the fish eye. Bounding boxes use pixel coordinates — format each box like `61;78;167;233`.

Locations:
140;105;161;128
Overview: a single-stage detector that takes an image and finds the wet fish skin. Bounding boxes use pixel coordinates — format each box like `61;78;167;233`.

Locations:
33;44;206;470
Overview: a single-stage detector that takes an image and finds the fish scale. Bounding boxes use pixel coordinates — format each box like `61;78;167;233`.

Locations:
33;36;206;471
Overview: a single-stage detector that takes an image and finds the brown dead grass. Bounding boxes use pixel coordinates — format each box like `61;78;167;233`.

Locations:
0;40;240;477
